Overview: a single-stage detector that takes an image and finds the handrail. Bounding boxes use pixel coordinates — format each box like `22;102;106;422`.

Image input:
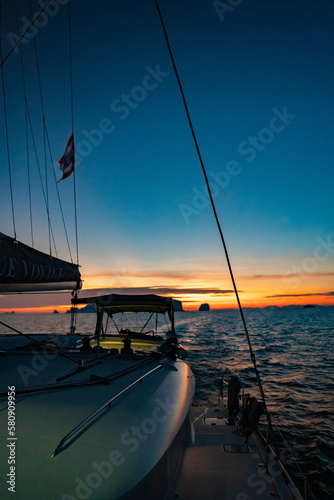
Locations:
218;367;230;409
221;368;272;464
218;368;245;411
51;364;163;457
274;426;316;500
219;369;311;499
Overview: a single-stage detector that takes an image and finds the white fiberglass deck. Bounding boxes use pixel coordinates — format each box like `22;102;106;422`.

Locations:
0;334;195;500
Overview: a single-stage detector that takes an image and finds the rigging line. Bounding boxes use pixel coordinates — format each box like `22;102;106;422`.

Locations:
25;0;72;262
0;0;52;68
0;321;80;365
26;105;57;255
68;0;79;265
26;101;34;247
274;425;316;500
0;357;156;399
13;0;73;262
28;0;54;254
14;0;28;93
154;1;271;419
0;7;17;239
44;125;74;263
28;0;45;117
43;117;53;256
68;1;75;136
14;0;34;246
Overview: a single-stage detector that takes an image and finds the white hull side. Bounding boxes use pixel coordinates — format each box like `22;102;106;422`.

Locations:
0;344;195;500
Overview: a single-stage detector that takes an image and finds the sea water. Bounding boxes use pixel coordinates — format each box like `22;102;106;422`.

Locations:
1;306;333;499
178;307;334;500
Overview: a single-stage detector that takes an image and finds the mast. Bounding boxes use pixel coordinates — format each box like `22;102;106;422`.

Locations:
0;2;81;294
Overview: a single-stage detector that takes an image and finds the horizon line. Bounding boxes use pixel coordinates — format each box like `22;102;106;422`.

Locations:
1;303;333;314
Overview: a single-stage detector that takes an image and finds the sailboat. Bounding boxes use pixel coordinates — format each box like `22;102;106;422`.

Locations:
0;2;307;499
0;292;195;499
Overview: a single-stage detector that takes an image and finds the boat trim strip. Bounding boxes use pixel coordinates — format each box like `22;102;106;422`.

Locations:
51;364;163;457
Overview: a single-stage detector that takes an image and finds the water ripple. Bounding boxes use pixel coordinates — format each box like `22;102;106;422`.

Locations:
176;306;334;500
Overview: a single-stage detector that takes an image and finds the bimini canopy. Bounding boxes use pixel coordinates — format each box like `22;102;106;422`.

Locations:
73;293;174;329
0;232;82;293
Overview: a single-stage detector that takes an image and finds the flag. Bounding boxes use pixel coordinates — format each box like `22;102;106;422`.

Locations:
58;135;74;181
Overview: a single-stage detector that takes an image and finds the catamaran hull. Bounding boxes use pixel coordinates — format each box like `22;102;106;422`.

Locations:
0;344;195;500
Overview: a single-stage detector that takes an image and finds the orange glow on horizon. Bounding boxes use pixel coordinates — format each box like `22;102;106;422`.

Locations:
1;293;333;314
181;296;334;311
0;305;68;314
1;266;333;313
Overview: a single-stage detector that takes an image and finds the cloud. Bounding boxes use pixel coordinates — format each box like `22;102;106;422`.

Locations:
245;272;334;280
83;268;224;281
0;285;236;311
81;286;235;296
265;291;334;298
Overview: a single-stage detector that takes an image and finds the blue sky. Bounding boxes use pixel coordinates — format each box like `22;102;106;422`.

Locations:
1;0;333;310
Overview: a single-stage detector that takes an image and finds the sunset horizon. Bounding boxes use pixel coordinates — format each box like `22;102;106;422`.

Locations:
1;277;333;314
0;3;333;499
1;1;333;318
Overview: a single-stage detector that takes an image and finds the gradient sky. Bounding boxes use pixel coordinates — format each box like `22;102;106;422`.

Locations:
1;0;333;312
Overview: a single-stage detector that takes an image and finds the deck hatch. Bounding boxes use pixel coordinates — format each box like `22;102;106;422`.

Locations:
204;417;226;426
223;443;252;453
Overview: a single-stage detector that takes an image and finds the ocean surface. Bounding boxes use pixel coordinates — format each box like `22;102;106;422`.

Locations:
1;306;333;499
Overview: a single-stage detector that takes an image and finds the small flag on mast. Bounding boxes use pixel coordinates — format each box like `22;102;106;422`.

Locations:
58;135;74;181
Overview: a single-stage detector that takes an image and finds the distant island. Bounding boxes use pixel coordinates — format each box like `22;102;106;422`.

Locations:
53;310;59;314
199;303;210;311
66;304;97;314
173;300;184;311
303;304;316;308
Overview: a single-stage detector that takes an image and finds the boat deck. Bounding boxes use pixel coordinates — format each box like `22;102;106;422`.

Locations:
170;406;301;500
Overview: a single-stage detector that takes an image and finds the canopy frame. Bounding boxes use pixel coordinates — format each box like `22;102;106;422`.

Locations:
72;293;175;334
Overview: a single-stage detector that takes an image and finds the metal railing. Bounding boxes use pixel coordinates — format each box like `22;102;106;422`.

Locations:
218;367;314;500
218;368;271;471
218;367;245;411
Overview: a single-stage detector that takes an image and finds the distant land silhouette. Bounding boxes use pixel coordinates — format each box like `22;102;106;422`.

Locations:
173;300;183;311
66;300;184;313
61;303;334;314
66;304;97;313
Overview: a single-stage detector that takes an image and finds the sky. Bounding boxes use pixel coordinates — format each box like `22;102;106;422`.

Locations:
1;0;334;312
